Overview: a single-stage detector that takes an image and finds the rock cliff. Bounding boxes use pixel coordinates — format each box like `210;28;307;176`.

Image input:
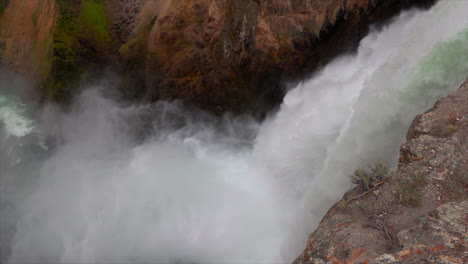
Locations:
0;0;57;98
129;0;437;113
0;0;115;101
293;79;468;264
0;0;437;113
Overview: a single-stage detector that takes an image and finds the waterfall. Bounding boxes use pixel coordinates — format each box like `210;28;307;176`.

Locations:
0;0;467;263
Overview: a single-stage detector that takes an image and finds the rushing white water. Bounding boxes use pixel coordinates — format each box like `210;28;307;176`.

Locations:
0;0;467;263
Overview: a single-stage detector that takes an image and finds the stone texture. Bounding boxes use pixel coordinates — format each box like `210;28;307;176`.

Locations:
293;79;468;264
108;0;143;46
0;0;57;91
0;0;437;112
122;0;437;113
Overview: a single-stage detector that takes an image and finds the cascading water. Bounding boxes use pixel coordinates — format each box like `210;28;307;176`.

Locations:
0;0;467;263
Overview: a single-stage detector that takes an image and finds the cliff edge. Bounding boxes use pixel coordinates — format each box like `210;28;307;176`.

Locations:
293;79;467;263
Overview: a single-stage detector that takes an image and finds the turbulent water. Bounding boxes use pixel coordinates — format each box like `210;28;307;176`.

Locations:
0;1;467;263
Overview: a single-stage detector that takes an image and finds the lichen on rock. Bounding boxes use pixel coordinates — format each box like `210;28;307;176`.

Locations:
293;79;468;264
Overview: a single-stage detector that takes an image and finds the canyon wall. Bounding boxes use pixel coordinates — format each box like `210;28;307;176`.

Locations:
129;0;437;113
0;0;57;98
0;0;436;112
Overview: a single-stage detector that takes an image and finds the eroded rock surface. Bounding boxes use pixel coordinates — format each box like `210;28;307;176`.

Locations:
293;79;468;263
109;0;143;46
136;0;437;113
0;0;437;113
0;0;57;89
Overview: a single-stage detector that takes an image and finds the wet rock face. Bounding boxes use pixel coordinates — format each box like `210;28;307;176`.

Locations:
110;0;143;46
292;79;468;264
0;0;57;84
136;0;437;113
0;0;114;101
1;0;437;113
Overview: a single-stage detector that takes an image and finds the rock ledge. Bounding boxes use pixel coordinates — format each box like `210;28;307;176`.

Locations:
293;79;468;264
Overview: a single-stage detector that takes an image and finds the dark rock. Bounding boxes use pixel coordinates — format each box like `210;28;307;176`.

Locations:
121;0;438;114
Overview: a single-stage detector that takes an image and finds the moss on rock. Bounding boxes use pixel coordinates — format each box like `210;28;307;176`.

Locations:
80;0;111;46
45;0;113;101
0;0;9;14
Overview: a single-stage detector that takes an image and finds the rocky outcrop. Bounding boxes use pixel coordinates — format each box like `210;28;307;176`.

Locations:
0;0;114;101
131;0;437;113
1;0;437;112
293;79;468;264
0;0;57;98
109;0;142;46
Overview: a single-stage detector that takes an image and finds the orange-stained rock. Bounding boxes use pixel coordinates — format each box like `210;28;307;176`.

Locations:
0;0;58;90
0;0;437;112
121;0;437;113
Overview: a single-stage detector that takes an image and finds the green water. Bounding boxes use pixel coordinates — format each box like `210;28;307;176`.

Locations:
402;27;468;104
0;95;35;138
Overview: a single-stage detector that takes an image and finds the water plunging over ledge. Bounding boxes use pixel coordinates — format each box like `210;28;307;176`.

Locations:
1;0;467;263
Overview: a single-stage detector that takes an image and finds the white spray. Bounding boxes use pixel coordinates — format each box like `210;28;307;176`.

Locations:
0;0;467;263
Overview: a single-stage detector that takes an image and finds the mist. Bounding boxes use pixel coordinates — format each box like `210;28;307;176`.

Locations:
1;0;467;263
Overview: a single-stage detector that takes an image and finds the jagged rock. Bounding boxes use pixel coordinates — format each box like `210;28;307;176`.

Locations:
136;0;437;113
1;0;437;112
109;0;142;46
293;79;468;264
